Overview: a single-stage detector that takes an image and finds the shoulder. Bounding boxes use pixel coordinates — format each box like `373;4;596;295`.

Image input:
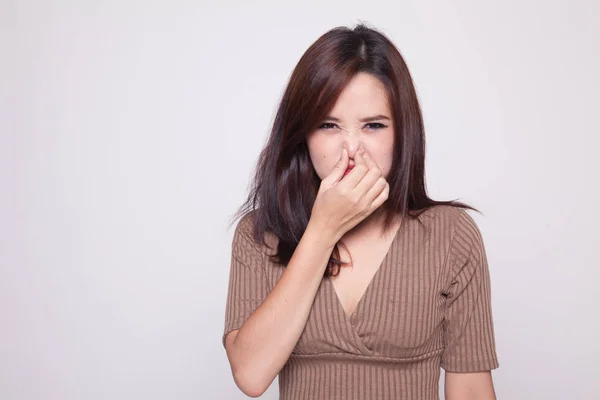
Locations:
425;207;491;287
235;210;258;239
414;204;473;231
422;204;479;226
415;205;485;249
418;204;466;220
232;210;278;260
432;206;487;266
232;211;263;260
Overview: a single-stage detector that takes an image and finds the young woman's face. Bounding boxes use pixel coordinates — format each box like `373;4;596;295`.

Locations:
306;72;395;181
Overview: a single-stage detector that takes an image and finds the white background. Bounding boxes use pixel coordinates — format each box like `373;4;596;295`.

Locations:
2;1;599;399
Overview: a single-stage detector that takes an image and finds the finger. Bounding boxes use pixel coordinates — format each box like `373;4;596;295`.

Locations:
355;146;368;167
373;182;390;208
361;149;379;169
365;176;388;204
324;148;349;186
356;149;383;194
369;180;390;209
343;148;369;186
361;150;380;177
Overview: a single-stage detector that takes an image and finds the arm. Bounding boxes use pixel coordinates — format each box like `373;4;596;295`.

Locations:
441;209;500;398
445;371;496;400
224;220;335;398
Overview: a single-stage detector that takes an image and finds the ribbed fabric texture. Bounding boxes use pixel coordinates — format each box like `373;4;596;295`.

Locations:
223;205;499;399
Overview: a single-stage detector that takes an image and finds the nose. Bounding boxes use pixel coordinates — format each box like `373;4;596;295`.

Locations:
343;132;362;160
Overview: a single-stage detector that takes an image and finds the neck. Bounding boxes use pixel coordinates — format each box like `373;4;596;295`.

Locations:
345;207;396;240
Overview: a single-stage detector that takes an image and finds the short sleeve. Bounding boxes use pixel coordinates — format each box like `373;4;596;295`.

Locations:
222;213;270;348
441;209;499;372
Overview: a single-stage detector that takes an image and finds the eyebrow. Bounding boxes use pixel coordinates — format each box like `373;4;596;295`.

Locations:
324;114;391;123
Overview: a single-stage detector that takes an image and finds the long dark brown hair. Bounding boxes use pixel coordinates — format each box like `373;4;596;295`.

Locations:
229;23;479;277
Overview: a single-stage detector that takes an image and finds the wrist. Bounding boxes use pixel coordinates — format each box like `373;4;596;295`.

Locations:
305;219;339;251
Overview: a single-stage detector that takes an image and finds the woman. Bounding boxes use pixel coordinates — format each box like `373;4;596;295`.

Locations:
222;23;499;399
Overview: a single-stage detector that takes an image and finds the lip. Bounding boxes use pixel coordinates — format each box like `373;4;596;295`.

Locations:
344;166;354;176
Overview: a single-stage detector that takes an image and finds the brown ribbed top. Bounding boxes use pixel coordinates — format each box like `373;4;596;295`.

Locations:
222;205;499;399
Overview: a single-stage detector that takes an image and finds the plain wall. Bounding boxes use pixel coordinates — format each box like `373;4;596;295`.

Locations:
1;0;599;399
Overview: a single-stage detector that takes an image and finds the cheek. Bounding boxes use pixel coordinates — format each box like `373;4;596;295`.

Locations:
369;143;394;177
380;153;393;177
311;153;337;180
308;133;344;171
380;134;395;176
307;139;337;180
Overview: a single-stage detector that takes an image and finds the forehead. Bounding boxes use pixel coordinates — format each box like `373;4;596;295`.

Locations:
329;73;390;117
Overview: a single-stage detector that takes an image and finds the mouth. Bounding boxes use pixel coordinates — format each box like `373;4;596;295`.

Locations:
344;165;354;176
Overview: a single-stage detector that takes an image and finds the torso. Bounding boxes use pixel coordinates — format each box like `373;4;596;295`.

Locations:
330;217;403;319
274;206;448;399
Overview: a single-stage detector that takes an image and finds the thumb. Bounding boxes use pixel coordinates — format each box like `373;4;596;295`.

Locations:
326;148;349;186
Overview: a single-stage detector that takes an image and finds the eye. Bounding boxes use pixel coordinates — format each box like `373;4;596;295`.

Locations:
365;122;387;130
318;122;338;130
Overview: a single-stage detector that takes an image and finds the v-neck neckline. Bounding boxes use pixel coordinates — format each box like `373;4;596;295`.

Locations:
326;220;403;323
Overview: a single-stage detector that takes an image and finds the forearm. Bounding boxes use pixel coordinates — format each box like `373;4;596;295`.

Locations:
445;371;496;400
227;222;336;396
